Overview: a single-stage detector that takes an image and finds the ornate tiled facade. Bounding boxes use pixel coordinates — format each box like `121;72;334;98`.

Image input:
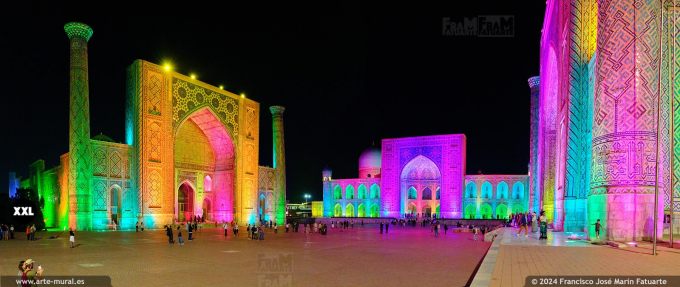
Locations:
321;135;529;219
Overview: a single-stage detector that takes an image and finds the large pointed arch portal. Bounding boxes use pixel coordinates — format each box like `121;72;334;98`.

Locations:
175;107;235;222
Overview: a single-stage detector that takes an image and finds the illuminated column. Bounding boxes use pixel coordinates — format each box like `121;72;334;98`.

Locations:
322;167;333;217
591;0;663;241
563;0;597;233
528;76;540;214
270;106;287;224
65;22;94;231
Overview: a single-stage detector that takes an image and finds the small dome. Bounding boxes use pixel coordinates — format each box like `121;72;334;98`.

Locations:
358;147;381;170
92;133;115;143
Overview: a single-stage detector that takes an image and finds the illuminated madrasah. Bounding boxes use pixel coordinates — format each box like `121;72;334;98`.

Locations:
9;22;286;230
320;135;530;220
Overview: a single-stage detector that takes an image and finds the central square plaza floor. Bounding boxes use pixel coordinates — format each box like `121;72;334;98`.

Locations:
0;224;491;287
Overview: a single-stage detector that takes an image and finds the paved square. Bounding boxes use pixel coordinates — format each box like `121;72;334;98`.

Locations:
0;224;490;287
479;229;680;287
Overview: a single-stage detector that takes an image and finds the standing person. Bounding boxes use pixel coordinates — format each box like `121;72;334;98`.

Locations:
10;224;15;239
188;223;193;241
274;223;278;234
434;223;439;237
223;222;229;238
531;212;538;233
69;228;75;248
30;225;36;241
140;221;144;232
177;226;184;246
444;223;448;235
166;225;174;244
385;222;389;234
26;226;30;241
135;221;139;232
379;222;384;234
473;226;478;241
593;219;602;240
285;222;290;233
234;223;239;237
539;211;547;240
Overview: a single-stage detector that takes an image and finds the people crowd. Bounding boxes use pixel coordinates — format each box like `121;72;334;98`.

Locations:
508;211;547;239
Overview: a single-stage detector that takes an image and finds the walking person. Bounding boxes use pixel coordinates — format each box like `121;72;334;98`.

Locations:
274;223;278;234
385;222;389;234
593;219;602;240
517;213;528;237
473;226;478;241
10;224;14;239
444;223;448;235
285;222;290;233
69;228;76;248
234;223;239;237
434;223;439;237
135;221;139;232
26;226;30;241
380;222;383;234
223;222;229;238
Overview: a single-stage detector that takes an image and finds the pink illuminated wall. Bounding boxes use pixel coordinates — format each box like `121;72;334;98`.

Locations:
538;1;560;224
380;135;466;218
591;0;664;241
184;108;235;223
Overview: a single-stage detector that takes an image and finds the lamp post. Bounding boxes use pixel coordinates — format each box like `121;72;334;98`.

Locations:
304;194;311;204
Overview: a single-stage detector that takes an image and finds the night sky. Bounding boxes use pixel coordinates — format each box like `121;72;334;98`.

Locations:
3;2;544;203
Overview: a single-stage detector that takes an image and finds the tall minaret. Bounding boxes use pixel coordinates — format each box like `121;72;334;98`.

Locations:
528;76;540;214
270;106;287;225
65;22;94;230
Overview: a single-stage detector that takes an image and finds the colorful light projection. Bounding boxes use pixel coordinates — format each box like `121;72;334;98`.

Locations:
562;0;597;233
174;107;235;223
590;0;664;241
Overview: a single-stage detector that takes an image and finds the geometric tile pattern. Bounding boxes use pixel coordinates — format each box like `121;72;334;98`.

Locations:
669;3;680;211
147;170;161;208
110;151;122;178
66;26;94;230
592;0;661;191
172;78;238;142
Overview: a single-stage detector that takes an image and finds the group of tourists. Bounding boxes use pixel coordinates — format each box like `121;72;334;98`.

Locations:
0;224;15;240
510;211;547;239
25;225;38;241
330;220;356;229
